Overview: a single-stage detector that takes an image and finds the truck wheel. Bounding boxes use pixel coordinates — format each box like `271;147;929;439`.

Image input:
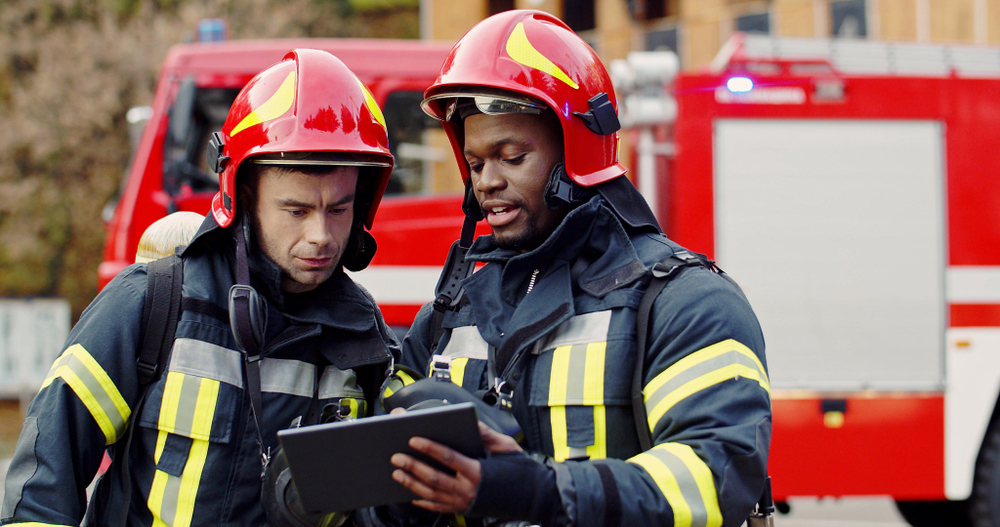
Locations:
895;500;971;527
972;418;1000;527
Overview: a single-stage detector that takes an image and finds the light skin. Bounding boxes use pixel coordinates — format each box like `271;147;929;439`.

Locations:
390;111;566;514
249;165;359;293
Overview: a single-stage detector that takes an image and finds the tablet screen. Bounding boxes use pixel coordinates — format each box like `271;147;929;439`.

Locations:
277;402;485;513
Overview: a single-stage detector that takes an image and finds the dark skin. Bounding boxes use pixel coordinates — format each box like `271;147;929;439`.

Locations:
390;111;564;514
390;417;521;513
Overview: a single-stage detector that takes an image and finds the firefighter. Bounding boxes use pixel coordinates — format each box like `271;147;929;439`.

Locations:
1;49;399;526
378;10;770;527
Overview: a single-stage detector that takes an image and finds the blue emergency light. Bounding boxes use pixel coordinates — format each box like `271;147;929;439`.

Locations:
726;77;754;93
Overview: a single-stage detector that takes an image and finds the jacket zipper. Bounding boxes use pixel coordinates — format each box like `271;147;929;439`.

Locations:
526;269;540;295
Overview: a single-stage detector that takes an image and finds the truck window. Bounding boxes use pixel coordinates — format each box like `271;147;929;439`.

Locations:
163;78;240;195
382;90;463;196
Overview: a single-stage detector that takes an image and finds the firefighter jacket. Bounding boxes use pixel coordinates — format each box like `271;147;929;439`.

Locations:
1;218;398;526
399;195;770;527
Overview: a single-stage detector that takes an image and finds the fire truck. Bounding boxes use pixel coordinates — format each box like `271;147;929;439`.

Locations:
101;28;1000;526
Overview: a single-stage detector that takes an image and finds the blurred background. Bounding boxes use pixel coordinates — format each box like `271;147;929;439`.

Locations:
3;1;1000;525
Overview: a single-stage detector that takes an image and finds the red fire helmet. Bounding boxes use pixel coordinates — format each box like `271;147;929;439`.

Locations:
421;10;626;187
209;48;393;229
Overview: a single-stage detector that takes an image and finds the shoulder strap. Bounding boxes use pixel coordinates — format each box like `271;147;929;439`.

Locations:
114;252;184;526
632;250;716;450
138;252;184;387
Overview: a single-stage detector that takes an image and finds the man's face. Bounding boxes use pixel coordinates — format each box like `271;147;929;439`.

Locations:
251;166;359;293
464;112;565;252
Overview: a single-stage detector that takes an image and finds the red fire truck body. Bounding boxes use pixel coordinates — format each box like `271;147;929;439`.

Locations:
668;35;1000;506
101;32;1000;517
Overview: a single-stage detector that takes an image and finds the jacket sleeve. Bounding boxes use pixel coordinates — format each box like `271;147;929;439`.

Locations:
1;265;147;525
398;302;437;375
549;267;771;527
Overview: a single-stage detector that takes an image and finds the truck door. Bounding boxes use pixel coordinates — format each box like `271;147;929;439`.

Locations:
713;118;946;391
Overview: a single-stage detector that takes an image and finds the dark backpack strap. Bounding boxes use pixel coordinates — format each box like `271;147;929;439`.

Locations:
114;252;184;526
632;250;716;451
138;253;184;386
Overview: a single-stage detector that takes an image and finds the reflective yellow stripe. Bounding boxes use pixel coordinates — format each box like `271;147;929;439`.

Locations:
356;76;387;129
149;431;170;527
583;342;605;404
174;378;219;526
158;372;184;433
231;71;296;136
629;443;722;527
345;397;361;419
548;345;573;405
644;339;769;432
149;373;220;527
41;344;130;445
548;343;608;461
396;368;418;386
550;405;569;461
505;22;579;90
548;346;572;460
630;451;691;526
450;357;469;388
585;342;606;459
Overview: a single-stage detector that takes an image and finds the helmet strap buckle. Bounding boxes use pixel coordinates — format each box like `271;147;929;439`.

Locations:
572;92;621;136
207;131;230;173
544;162;592;210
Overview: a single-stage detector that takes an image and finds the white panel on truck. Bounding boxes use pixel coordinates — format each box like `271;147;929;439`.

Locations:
714;119;945;390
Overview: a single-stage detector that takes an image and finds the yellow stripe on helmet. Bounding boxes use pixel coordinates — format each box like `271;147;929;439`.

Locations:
505;22;579;90
356;76;387;129
231;71;296;136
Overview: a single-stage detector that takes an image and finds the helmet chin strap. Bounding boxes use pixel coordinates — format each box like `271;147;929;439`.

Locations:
229;212;270;470
544;161;593;210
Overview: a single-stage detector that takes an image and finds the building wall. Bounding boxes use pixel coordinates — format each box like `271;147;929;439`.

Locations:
424;0;1000;68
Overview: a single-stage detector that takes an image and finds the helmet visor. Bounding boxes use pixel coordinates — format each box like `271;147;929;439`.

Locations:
422;91;548;122
249;151;391;168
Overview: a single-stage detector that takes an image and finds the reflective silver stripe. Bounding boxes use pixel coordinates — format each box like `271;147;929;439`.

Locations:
171;373;204;438
169;338;243;388
42;345;130;444
535;310;612;352
319;366;364;399
644;340;770;431
441;326;489;360
168;339;364;398
645;350;764;416
261;358;316;397
159;474;181;526
644;446;713;527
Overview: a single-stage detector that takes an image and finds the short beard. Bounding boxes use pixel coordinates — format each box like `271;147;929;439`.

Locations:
493;222;549;252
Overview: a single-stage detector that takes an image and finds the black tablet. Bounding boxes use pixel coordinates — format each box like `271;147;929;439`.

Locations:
277;402;486;513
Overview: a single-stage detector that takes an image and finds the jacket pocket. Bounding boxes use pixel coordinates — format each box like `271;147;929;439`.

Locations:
137;370;237;522
529;339;631;462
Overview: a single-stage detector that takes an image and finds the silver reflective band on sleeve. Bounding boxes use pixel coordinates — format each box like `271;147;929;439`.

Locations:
629;443;722;527
644;339;769;432
42;344;130;445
